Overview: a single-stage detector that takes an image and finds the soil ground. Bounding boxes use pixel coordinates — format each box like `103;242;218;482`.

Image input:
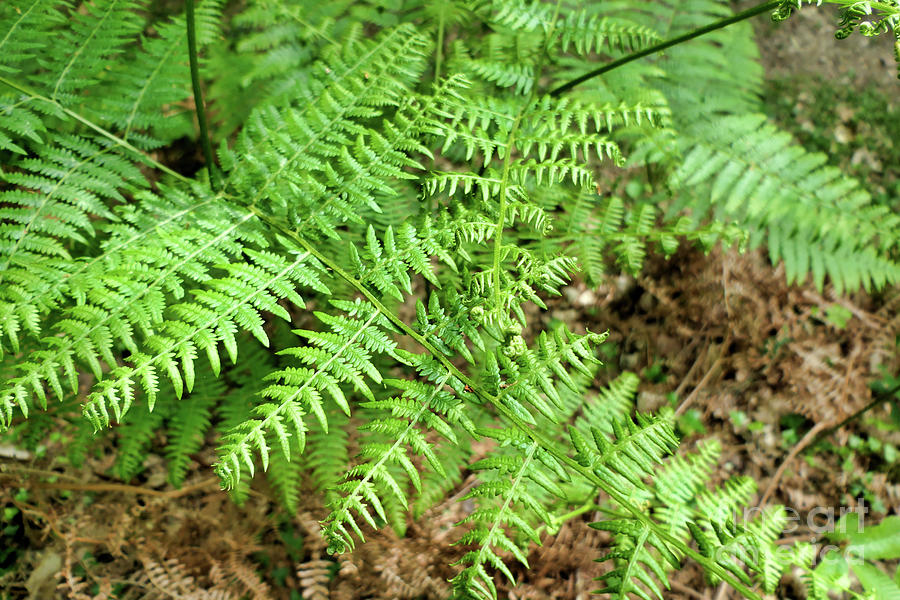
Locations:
748;2;899;89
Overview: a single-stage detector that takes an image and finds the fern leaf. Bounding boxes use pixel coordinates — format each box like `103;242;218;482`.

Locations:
214;300;395;489
322;364;473;553
164;368;222;487
450;431;566;600
81;246;325;428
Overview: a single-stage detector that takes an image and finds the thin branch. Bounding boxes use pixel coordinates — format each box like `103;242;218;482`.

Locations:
811;381;900;444
672;580;707;600
759;421;827;506
675;348;724;417
549;0;782;96
186;0;220;191
761;381;900;506
1;473;221;498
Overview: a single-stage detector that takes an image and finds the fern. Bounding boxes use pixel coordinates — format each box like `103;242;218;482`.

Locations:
2;1;898;599
114;393;172;481
322;364;474;553
451;430;567;599
163;367;221;487
305;405;351;496
617;0;900;292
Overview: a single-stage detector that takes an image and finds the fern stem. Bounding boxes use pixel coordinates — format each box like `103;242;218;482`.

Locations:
549;0;782;96
0;76;193;185
491;114;522;312
245;207;761;600
434;11;445;84
185;0;220;191
539;498;601;536
490;0;562;313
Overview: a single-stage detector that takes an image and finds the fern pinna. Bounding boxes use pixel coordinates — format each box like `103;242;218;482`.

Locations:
2;0;899;599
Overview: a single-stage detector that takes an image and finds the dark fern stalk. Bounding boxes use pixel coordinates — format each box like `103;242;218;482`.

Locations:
549;0;783;95
186;0;219;191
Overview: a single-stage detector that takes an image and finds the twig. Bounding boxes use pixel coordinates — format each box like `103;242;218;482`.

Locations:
762;380;900;506
811;381;900;445
713;581;730;600
2;473;220;499
671;580;707;600
0;465;83;482
0;445;32;460
674;343;709;399
759;421;827;506
675;351;724;417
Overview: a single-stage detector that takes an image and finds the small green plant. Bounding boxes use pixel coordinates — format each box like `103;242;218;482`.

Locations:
819;513;900;599
1;0;899;598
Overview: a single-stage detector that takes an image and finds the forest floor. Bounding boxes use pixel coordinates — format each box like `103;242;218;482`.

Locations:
1;5;900;600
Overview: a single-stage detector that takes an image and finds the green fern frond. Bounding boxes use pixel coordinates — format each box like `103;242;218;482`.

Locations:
221;25;434;235
558;11;661;55
0;181;256;425
413;437;474;517
213;339;279;505
554;192;746;281
500;326;603;422
490;0;660;56
488;0;556;33
591;433;787;600
306;405;351;495
451;428;568;600
164;368;222;487
576;371;639;437
214;298;397;489
651;439;721;538
592;519;679;600
0;96;54;155
0;1;66;78
695;476;756;526
1;5;896;600
744;506;789;593
93;0;225;149
205;0;342;135
670;113;900;291
412;291;484;364
80;245;325;428
569;412;679;492
265;434;305;513
322;366;472;553
114;393;173;482
617;0;900;293
0;1;146;111
0;132;145;352
433;91;661;170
